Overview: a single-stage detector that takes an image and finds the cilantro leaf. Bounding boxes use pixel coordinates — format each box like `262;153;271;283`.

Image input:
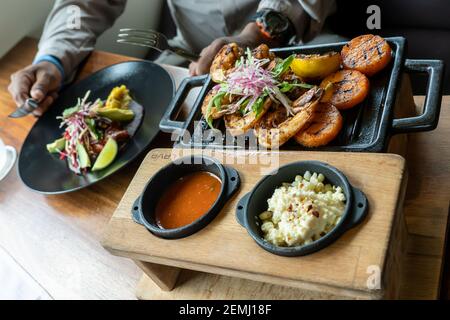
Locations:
272;54;295;78
251;94;268;116
62;105;81;118
205;91;225;128
279;81;314;93
85;118;101;140
213;92;225;110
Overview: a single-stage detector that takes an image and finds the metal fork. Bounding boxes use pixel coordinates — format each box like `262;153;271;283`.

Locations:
117;28;200;62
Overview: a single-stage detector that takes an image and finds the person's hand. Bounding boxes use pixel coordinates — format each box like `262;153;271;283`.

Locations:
189;22;279;77
189;37;231;76
8;61;62;117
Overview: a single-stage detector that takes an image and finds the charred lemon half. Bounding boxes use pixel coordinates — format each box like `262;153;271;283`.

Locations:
290;52;341;80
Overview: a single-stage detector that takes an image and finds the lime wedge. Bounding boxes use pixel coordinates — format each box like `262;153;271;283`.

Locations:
92;138;118;171
76;142;91;168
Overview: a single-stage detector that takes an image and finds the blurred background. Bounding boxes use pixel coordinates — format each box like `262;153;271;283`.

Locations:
0;0;448;93
0;0;163;59
329;0;449;93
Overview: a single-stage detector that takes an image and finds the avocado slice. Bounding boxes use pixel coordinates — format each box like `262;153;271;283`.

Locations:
47;138;66;154
97;108;135;122
76;142;91;168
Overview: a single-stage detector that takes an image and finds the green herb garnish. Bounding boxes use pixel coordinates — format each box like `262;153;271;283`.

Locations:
205;91;226;128
85;118;101;140
279;81;315;93
62;105;81;118
272;54;295;78
213;92;225;110
251;94;268;116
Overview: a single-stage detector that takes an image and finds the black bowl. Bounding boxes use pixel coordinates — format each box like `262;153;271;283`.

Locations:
132;155;240;239
236;161;368;257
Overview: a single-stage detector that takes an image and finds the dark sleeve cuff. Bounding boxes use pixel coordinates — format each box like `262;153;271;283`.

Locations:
33;55;65;81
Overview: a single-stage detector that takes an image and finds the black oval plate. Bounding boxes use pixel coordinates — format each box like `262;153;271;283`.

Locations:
18;61;175;194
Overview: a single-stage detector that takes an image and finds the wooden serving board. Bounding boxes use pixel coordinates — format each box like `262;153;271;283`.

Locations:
101;148;407;299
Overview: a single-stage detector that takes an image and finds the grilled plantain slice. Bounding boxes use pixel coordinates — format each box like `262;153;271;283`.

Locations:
341;34;392;76
295;103;343;147
320;70;369;110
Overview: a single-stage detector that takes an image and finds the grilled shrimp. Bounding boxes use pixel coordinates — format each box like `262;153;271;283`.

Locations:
255;87;323;149
252;44;275;60
224;97;272;136
210;43;244;83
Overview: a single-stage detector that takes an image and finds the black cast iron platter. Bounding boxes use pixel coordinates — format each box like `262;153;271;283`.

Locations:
160;37;444;152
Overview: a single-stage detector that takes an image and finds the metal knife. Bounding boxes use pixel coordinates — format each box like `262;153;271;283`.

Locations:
8;98;39;118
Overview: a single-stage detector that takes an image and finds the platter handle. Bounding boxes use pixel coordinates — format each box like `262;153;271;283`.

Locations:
159;74;209;134
392;59;444;134
235;193;251;227
131;196;144;225
224;166;241;200
345;187;369;230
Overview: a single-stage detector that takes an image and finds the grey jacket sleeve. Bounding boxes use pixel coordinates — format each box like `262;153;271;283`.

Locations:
36;0;127;78
257;0;336;42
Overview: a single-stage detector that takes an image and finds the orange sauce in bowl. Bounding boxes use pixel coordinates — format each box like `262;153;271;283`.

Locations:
155;171;222;229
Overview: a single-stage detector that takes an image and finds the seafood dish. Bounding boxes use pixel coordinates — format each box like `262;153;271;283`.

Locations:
203;34;392;149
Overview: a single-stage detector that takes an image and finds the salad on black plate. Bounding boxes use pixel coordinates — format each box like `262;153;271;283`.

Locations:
46;85;143;175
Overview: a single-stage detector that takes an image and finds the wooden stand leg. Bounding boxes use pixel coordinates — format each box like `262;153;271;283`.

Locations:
383;170;409;299
133;260;181;292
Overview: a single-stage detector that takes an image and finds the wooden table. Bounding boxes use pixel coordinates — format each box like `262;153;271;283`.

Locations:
0;38;449;299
